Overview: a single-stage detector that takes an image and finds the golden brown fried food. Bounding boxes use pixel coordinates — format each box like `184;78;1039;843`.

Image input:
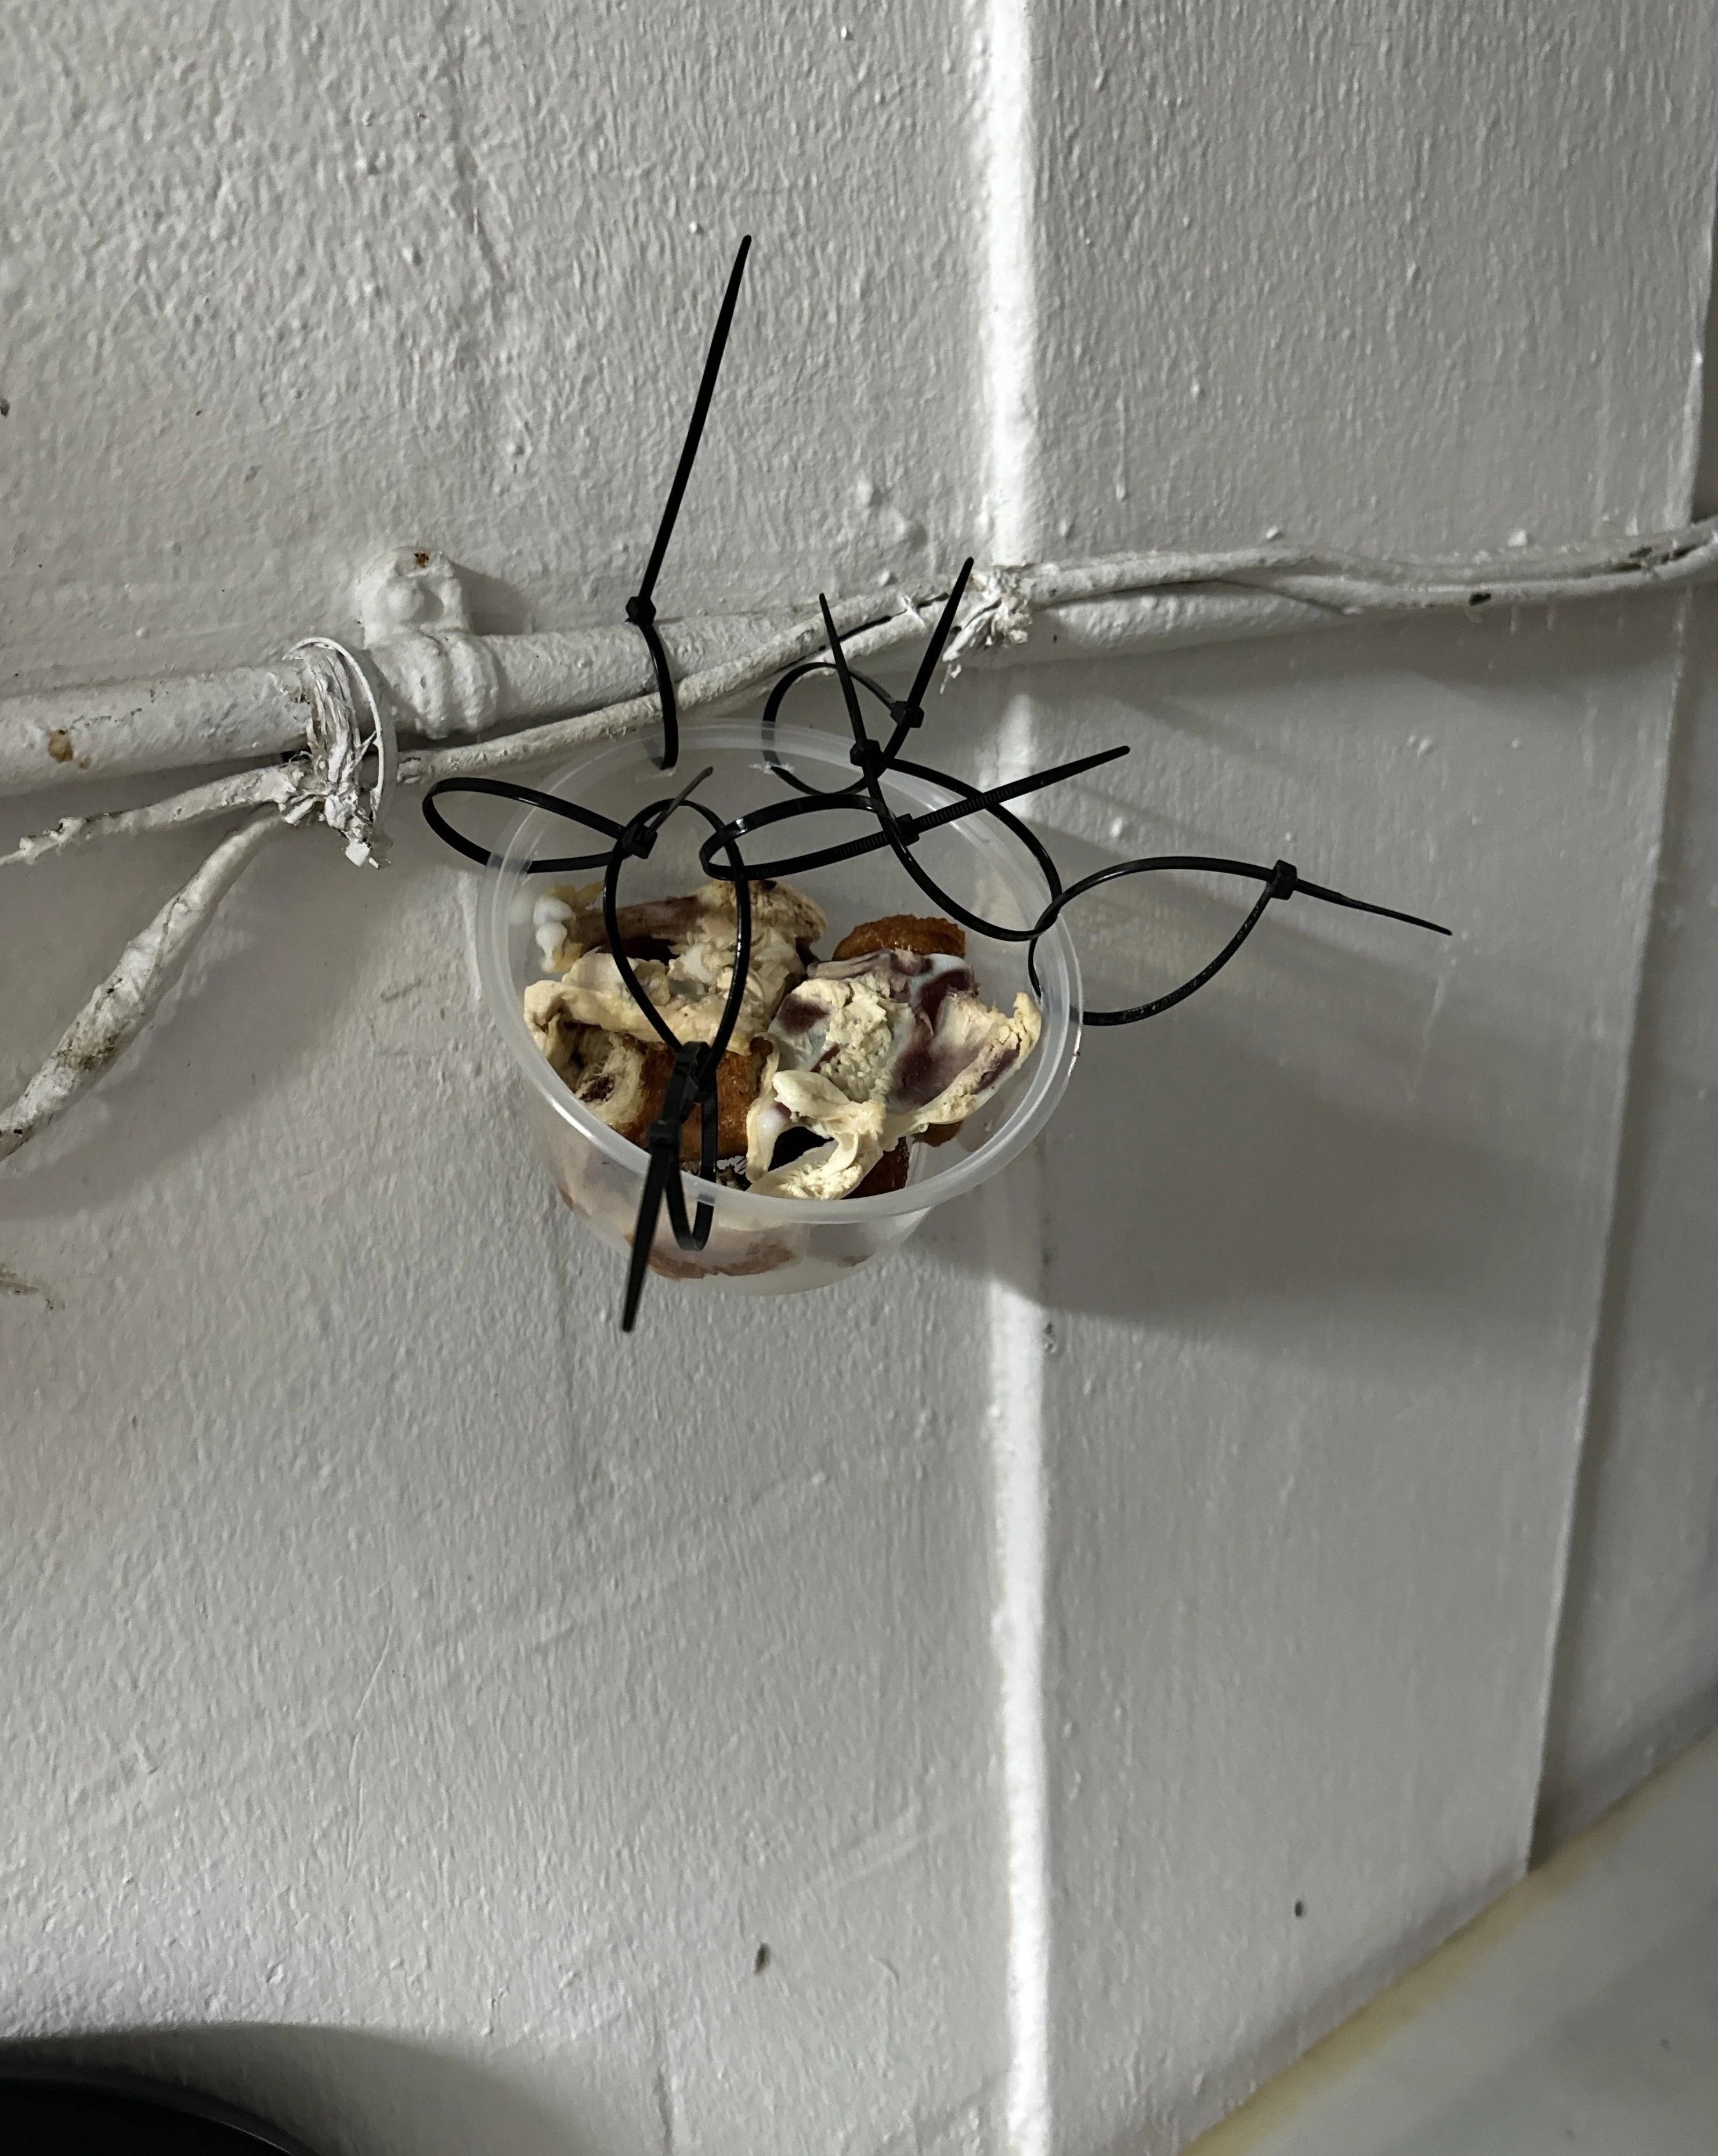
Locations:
610;1037;771;1161
831;913;965;962
851;1139;912;1197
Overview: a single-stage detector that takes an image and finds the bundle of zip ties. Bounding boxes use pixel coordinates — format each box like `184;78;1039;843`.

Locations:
424;240;1449;1330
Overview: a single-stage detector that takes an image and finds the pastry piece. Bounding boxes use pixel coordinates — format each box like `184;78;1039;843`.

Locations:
523;978;580;1073
552;1025;664;1144
537;1021;772;1164
678;1037;772;1163
833;913;965;962
531;879;826;1049
522;992;656;1129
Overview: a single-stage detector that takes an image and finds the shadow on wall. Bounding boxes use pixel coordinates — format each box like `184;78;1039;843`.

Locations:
930;866;1594;1359
1037;1024;1534;1335
1535;593;1718;1851
908;601;1663;1349
0;2027;596;2156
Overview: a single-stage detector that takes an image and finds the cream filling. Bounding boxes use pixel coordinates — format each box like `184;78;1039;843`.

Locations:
529;879;826;1046
542;930;801;1046
744;1070;888;1200
746;959;1043;1198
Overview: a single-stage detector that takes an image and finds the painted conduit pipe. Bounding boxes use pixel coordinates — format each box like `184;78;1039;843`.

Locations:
9;517;1718;798
0;611;801;797
0;590;1329;798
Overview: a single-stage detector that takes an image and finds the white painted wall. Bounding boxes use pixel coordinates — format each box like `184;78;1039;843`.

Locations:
3;6;1717;2156
1536;593;1718;1850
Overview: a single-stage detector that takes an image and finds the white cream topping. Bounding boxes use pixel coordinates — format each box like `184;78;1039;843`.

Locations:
744;1070;888;1199
528;880;826;1046
748;949;1041;1197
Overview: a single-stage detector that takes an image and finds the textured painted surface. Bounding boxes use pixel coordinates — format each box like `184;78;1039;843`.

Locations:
5;5;1718;2155
1031;2;1715;557
0;3;979;694
1023;604;1684;2151
1190;1731;1718;2156
1538;592;1718;1848
1010;5;1718;2144
2;5;1006;2152
0;814;1010;2155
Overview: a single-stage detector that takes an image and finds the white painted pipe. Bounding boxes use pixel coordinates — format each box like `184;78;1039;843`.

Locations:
8;519;1716;799
0;594;1314;797
0;611;798;797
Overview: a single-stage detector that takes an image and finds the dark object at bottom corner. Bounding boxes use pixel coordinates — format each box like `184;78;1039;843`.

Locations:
0;2065;319;2156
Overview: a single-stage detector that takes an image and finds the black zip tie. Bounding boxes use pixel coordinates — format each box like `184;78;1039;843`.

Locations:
757;564;973;799
603;790;753;1331
622;1041;707;1332
816;583;1058;937
1025;854;1451;1026
627;235;753;773
760;591;1088;938
711;587;1447;1007
422;776;627;872
696;742;1129;886
758;658;895;800
894;558;973;732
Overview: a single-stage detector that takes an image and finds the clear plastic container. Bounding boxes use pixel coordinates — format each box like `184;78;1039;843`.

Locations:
473;719;1082;1294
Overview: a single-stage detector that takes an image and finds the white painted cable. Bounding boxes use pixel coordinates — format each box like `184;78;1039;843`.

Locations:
0;811;286;1162
7;517;1718;799
5;642;397;868
0;642;393;1162
2;765;306;866
395;590;917;786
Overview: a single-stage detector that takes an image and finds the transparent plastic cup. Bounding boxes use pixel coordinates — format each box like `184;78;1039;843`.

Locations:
474;719;1083;1295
